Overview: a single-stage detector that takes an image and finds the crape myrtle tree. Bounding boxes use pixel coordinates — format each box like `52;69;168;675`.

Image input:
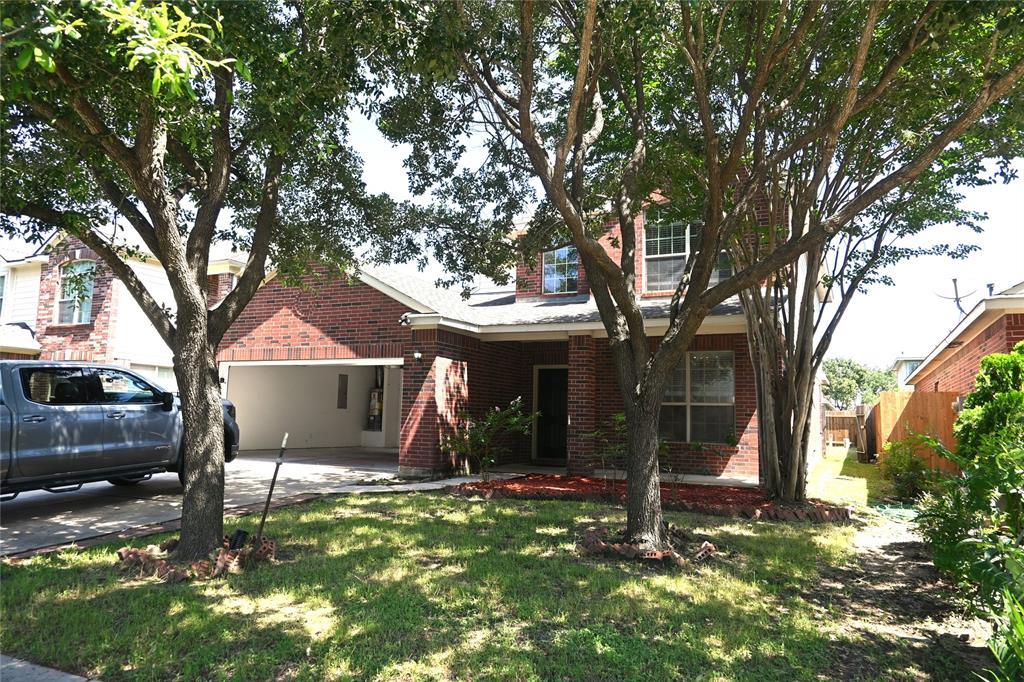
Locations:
377;0;1024;549
731;1;1024;501
0;0;501;560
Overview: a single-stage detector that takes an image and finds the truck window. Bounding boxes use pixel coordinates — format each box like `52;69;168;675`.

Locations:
94;369;160;404
19;368;99;405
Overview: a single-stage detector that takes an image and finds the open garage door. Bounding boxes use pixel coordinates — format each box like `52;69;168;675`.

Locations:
223;361;403;451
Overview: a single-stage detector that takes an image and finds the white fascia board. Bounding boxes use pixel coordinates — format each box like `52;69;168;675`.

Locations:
220;357;405;368
406;312;748;340
356;272;434;314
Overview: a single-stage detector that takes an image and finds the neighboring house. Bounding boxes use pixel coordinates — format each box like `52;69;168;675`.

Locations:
0;234;244;389
0;241;46;359
890;356;924;391
908;280;1024;396
218;211;773;481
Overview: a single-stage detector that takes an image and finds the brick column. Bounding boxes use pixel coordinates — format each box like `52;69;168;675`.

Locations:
398;329;469;476
567;333;596;474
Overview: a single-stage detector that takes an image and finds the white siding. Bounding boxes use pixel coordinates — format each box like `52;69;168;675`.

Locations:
110;261;175;368
0;263;42;326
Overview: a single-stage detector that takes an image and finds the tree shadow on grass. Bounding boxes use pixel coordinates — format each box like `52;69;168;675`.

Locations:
0;494;980;681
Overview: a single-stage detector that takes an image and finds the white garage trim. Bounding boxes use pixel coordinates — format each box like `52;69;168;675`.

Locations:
220;357;404;368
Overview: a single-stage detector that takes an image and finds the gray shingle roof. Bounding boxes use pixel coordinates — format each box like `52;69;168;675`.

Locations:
360;263;741;328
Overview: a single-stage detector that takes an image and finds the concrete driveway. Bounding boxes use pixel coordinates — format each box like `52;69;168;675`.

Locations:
0;448;398;556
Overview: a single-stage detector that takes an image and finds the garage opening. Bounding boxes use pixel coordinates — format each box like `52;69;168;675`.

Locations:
223;361;403;452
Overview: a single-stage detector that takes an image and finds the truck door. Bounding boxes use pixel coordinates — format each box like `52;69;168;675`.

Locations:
13;366;106;478
93;368;175;468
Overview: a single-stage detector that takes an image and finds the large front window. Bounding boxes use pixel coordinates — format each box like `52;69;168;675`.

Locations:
542;245;578;294
644;210;731;292
58;260;95;324
659;351;735;444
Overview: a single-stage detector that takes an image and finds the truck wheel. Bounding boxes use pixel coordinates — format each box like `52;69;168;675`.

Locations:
108;476;145;486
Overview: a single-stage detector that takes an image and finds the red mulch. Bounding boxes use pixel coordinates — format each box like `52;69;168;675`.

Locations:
450;474;850;523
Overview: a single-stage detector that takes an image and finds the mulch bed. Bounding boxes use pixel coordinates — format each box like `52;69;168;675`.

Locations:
450;474;851;523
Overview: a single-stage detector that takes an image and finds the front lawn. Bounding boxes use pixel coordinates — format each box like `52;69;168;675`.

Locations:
0;493;936;680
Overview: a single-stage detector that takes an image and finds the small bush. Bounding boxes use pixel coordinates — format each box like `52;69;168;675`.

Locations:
880;438;943;500
440;397;535;480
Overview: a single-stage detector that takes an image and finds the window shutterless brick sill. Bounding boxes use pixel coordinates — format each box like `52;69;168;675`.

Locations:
45;323;94;330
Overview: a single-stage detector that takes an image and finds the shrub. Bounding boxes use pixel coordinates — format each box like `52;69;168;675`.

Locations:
880;438;943;500
984;589;1024;682
917;344;1024;681
440;397;535;480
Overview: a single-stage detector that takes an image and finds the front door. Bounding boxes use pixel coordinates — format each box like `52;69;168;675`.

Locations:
535;367;568;461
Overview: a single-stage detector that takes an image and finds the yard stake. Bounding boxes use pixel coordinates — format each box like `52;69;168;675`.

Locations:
255;432;288;544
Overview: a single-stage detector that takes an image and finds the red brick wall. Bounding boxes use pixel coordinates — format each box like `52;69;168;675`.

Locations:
207;273;235;307
572;332;758;478
0;351;38;359
217;272;413;362
913;313;1024;396
36;237;118;362
516;215;647;300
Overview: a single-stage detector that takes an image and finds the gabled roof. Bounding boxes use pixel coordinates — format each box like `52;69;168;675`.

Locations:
359;263;744;338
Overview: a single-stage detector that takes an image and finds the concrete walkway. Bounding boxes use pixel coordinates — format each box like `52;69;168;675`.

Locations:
0;655;95;682
0;448;403;555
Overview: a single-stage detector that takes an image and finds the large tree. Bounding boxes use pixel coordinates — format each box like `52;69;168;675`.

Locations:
378;0;1024;549
0;0;436;560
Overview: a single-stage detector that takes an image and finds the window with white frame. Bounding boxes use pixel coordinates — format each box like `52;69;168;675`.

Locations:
542;245;579;294
0;274;6;318
644;209;731;292
659;351;735;444
57;260;95;324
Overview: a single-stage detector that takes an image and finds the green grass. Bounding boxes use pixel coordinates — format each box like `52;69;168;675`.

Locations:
0;494;866;681
808;446;893;508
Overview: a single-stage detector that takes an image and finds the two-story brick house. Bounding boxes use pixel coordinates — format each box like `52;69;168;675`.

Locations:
0;233;243;388
218;211;768;481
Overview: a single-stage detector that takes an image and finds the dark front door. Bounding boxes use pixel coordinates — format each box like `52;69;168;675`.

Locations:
535;368;568;461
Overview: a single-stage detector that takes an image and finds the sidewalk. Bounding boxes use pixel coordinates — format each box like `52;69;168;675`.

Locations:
0;656;96;682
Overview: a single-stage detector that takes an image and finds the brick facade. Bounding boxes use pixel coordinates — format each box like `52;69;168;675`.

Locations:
35;238;119;362
913;313;1024;396
219;269;758;478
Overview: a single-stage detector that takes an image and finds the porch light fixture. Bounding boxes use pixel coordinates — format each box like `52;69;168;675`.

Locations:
413;351;423;362
399;313;411;326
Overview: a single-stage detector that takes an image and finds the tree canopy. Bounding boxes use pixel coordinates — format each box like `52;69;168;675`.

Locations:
822;358;897;410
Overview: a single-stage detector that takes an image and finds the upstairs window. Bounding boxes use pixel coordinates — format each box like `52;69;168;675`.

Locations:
644;209;731;292
659;351;735;444
0;274;6;317
58;260;95;325
542;245;578;294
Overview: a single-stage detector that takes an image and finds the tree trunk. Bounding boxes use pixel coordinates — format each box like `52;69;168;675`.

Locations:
622;396;664;549
173;309;225;561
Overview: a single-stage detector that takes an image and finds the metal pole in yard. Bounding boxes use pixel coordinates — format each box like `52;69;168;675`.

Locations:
255;432;288;544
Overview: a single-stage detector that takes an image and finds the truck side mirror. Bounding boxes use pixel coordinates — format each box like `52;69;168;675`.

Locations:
160;392;175;412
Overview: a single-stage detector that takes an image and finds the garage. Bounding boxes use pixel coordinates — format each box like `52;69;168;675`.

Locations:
222;360;403;451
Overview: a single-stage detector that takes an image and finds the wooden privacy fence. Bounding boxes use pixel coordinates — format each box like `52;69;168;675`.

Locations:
871;390;959;473
824;408;868;453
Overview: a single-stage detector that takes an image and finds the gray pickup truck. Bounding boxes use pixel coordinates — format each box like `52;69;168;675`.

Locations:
0;361;239;498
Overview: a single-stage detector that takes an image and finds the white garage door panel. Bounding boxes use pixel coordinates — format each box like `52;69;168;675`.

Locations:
228;365;376;450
